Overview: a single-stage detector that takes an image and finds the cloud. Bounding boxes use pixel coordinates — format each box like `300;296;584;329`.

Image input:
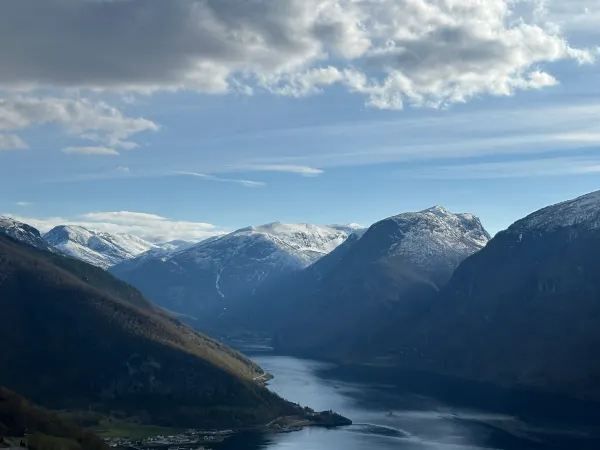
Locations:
15;201;32;207
534;0;600;34
0;133;27;150
115;166;131;174
0;0;592;109
176;171;266;188
230;102;600;169
395;155;600;179
8;210;226;242
261;67;347;97
242;164;324;176
0;96;158;151
62;146;119;156
553;132;600;143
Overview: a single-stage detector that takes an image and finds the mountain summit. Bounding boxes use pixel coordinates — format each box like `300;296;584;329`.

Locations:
371;206;490;285
44;225;158;269
0;216;49;250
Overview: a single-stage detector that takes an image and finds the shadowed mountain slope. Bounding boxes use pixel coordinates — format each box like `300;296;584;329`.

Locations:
0;235;299;428
396;191;600;401
111;222;357;331
269;206;490;358
0;386;107;450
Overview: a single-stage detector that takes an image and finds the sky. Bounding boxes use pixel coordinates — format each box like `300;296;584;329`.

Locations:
1;0;600;241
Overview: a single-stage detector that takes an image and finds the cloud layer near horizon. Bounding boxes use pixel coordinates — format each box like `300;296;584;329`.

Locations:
6;211;226;243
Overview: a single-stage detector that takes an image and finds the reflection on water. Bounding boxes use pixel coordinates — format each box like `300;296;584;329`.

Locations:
213;355;600;450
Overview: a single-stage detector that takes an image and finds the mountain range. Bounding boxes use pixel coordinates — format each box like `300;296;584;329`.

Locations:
44;225;162;269
262;206;491;357
264;193;600;402
111;222;359;328
0;218;195;269
4;190;600;406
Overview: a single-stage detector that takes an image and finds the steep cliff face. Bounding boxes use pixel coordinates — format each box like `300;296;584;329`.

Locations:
398;191;600;401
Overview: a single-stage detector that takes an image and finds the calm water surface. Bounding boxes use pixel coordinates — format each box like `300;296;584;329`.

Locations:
213;355;600;450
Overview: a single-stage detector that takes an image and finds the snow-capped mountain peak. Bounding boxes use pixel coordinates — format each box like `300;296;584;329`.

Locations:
44;225;158;269
371;206;490;281
423;205;450;214
110;221;358;319
511;190;600;233
0;216;49;250
237;222;356;262
388;206;490;244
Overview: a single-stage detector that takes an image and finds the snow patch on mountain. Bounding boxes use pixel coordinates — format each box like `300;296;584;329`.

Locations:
0;216;49;249
235;222;357;264
155;240;196;254
383;205;490;274
511;190;600;233
44;225;158;269
144;222;358;300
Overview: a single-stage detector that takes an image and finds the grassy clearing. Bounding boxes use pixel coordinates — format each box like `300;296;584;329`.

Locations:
93;417;182;440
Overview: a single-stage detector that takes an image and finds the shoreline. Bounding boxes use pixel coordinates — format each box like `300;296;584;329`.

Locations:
106;410;351;449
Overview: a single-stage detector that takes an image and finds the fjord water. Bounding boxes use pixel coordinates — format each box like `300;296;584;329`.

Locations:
215;355;600;450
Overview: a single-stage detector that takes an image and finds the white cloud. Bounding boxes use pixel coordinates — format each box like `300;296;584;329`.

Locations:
260;67;347;97
553;132;600;143
257;0;595;109
15;201;32;207
115;166;131;174
8;210;226;242
0;133;27;150
0;0;592;109
242;164;324;176
62;146;119;156
0;96;158;151
395;155;600;179
176;171;266;188
534;0;600;35
234;102;600;169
